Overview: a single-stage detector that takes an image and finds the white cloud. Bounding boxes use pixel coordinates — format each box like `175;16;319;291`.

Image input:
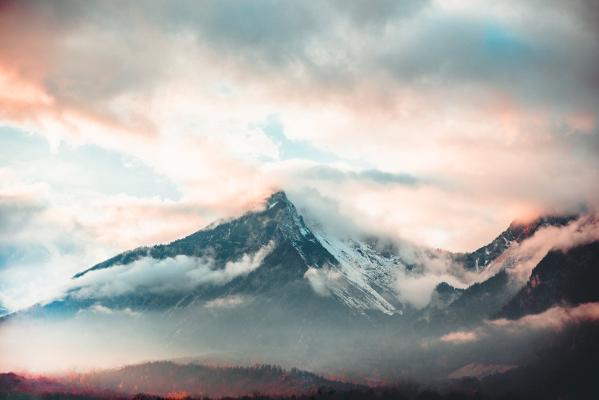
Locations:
71;241;274;299
82;304;140;317
394;269;464;309
204;295;249;309
304;266;345;297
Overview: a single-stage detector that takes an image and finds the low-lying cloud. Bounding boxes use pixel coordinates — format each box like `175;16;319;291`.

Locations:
440;330;479;344
303;266;345;297
489;302;599;332
71;241;274;299
440;302;599;345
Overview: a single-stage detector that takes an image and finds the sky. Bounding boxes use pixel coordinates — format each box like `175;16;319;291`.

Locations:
0;0;598;311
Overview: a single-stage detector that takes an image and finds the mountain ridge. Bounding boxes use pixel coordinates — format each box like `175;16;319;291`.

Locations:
13;191;585;321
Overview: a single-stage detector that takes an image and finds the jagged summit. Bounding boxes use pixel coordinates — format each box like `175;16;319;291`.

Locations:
265;190;289;207
74;190;328;279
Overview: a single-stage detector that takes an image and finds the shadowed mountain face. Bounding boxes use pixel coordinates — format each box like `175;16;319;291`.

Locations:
499;242;599;319
418;270;517;332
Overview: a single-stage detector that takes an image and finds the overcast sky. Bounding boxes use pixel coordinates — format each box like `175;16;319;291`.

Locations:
0;0;597;310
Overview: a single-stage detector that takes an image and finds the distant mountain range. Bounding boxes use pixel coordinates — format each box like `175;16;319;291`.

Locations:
64;362;358;398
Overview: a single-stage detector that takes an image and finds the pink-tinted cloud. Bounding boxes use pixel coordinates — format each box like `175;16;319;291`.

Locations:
484;215;599;284
440;330;480;344
489;302;599;332
439;302;599;346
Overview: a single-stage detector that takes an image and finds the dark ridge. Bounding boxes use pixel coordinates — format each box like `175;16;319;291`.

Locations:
497;241;599;320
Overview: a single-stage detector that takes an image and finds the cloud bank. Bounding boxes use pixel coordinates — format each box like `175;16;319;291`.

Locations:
71;241;274;299
0;0;597;309
440;302;599;345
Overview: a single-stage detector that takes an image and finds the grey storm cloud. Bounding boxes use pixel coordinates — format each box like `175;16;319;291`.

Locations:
3;0;597;113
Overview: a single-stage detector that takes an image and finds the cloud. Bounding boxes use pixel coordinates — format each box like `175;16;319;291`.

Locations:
302;165;421;186
489;302;599;332
0;175;48;235
0;0;597;312
388;239;491;309
394;269;461;309
440;330;479;344
204;295;249;309
83;304;140;317
439;302;599;345
303;266;345;297
71;241;274;299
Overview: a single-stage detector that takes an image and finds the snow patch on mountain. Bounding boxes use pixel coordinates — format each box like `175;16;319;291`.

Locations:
308;229;403;315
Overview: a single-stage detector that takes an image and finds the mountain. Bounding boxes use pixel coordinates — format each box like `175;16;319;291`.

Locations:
498;241;599;319
417;270;519;332
418;214;586;330
55;191;406;317
454;215;577;272
478;320;599;399
75;192;332;278
18;192;584;327
3;190;598;389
